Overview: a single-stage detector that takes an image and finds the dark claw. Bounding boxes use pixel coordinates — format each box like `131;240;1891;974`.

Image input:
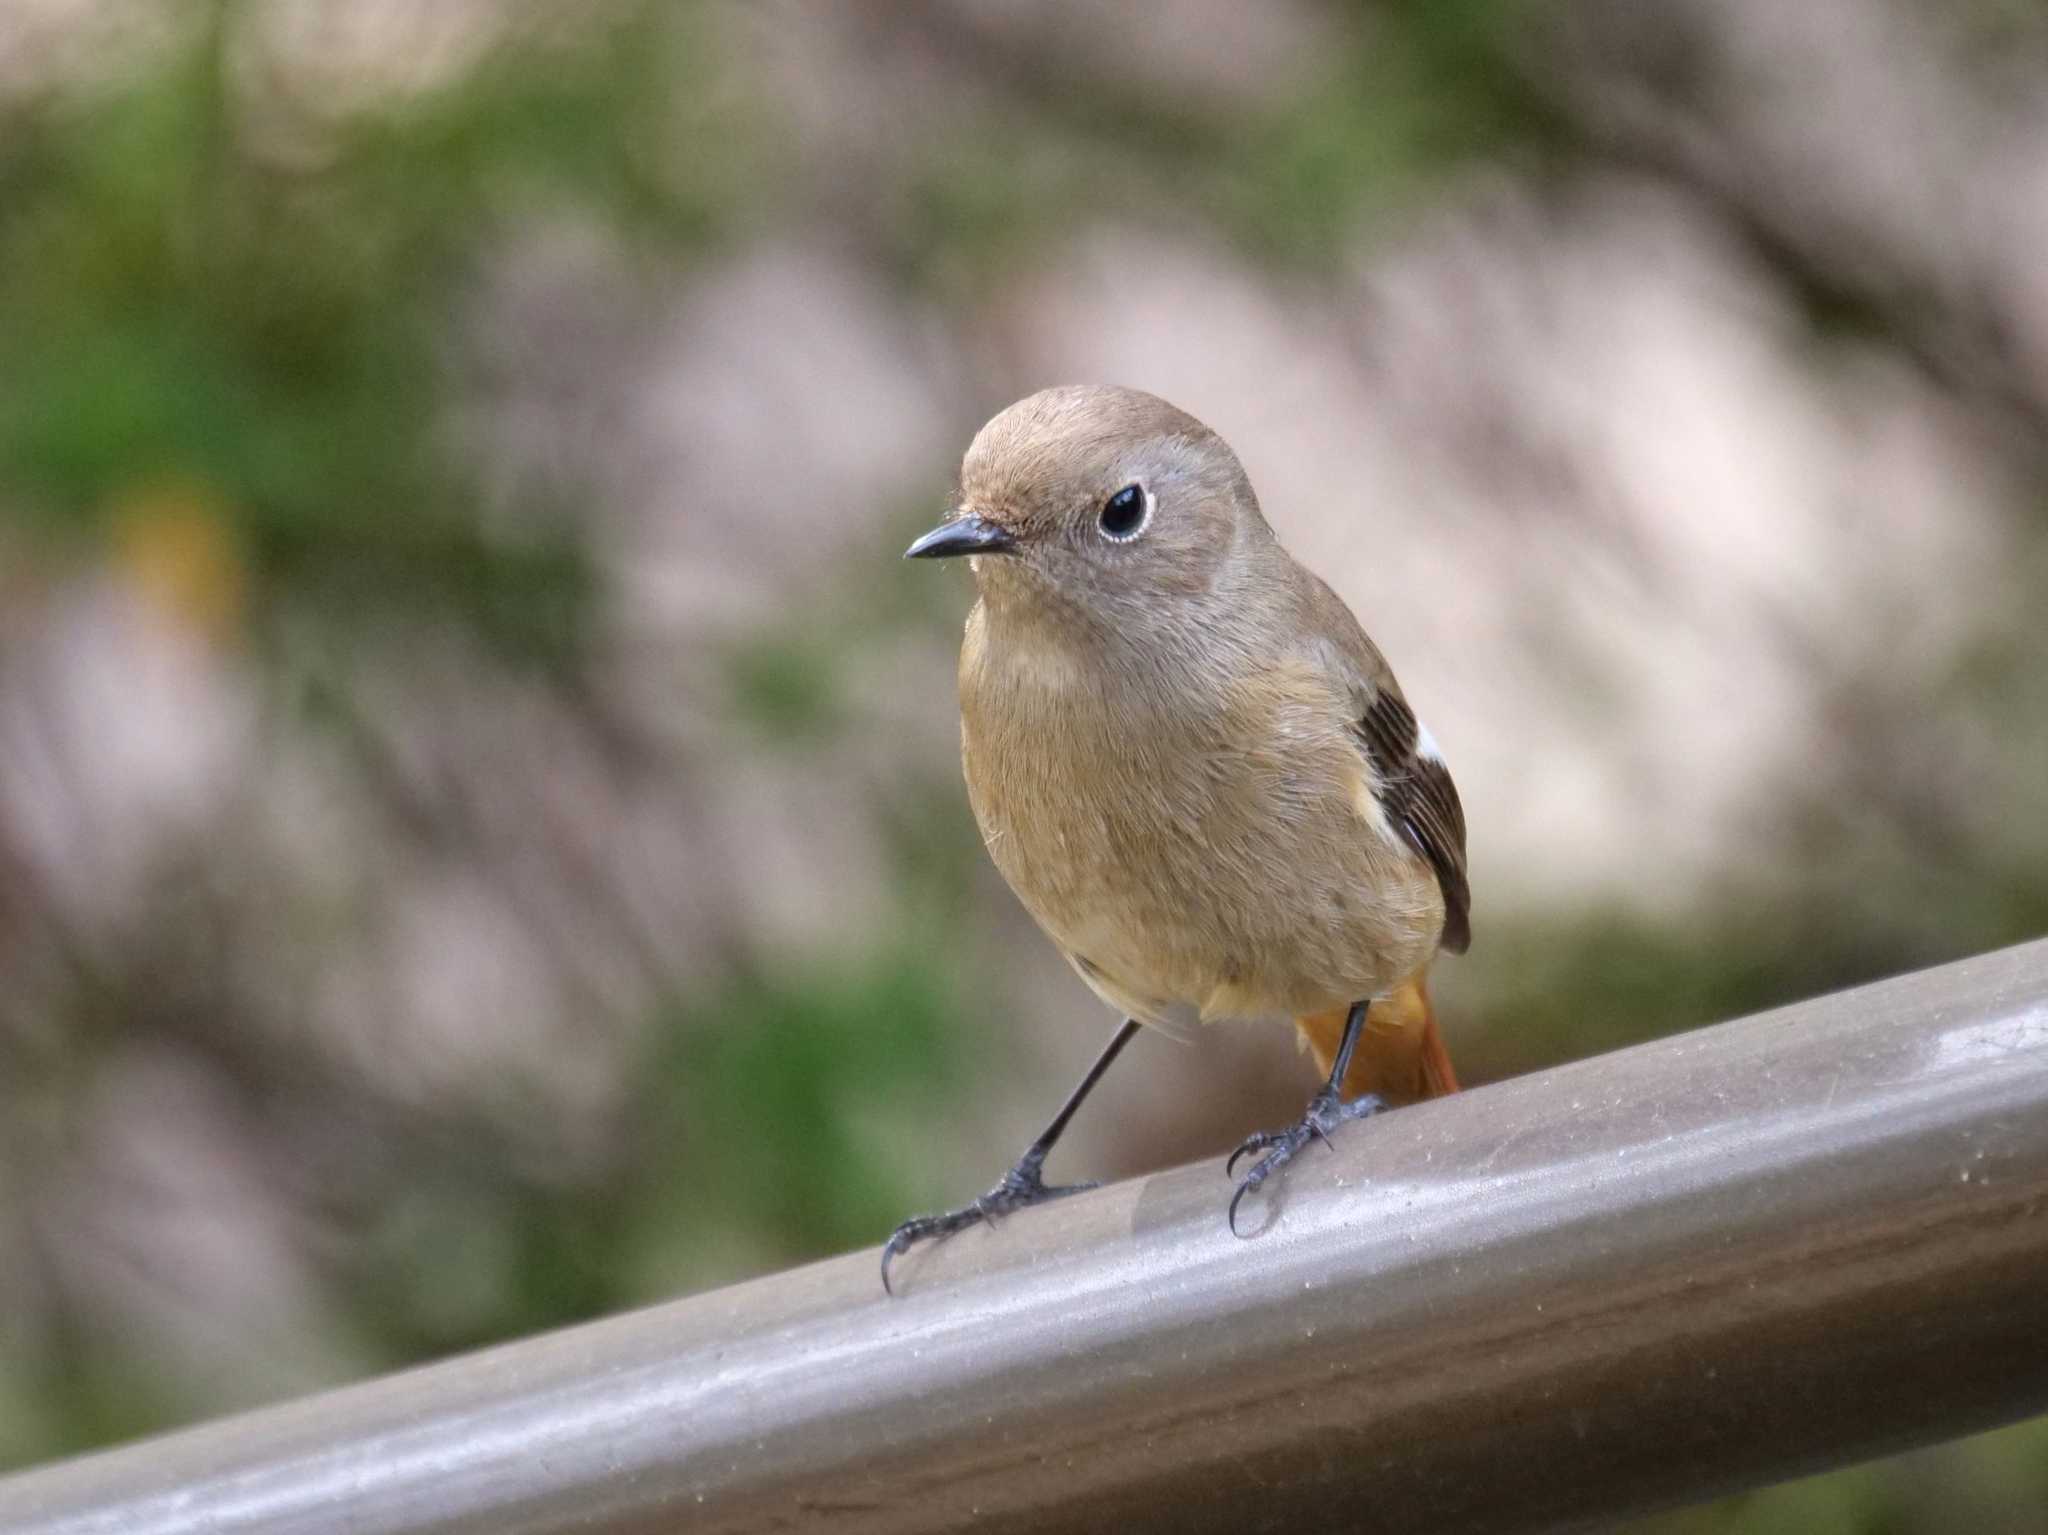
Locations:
881;1155;1098;1295
1226;1089;1386;1237
1228;1174;1262;1237
1225;1134;1270;1180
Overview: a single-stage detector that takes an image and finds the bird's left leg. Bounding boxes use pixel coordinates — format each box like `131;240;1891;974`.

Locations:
1227;998;1385;1234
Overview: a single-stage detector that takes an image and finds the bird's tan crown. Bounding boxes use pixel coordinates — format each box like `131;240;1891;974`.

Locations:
959;385;1237;534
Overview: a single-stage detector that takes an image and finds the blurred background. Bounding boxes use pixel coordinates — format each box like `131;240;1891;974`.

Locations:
1;1;2045;1529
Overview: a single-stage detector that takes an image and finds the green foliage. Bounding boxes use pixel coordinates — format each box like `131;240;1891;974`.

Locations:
0;0;733;667
726;631;845;741
641;953;969;1282
1215;0;1557;264
326;949;970;1372
891;2;1552;288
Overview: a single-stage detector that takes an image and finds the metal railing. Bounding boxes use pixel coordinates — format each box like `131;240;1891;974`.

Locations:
3;940;2046;1535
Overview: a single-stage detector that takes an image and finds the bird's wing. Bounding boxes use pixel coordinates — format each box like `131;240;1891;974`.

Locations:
1295;573;1472;955
1354;685;1470;953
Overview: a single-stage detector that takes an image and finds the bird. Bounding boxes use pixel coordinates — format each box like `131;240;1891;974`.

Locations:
883;384;1468;1293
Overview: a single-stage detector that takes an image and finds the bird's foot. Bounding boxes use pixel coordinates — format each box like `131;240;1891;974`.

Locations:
881;1149;1096;1295
1226;1087;1386;1235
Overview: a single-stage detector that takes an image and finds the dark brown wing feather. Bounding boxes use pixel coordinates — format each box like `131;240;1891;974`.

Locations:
1353;689;1472;955
1285;568;1472;957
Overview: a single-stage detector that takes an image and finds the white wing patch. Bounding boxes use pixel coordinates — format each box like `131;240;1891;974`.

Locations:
1354;776;1405;850
1416;720;1445;763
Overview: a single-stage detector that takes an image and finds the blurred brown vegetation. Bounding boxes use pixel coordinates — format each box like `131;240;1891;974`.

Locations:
0;2;2044;1529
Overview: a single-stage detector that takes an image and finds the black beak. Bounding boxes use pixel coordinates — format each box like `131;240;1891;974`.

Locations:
903;513;1016;560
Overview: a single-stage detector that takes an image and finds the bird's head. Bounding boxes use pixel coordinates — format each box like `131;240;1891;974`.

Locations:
906;386;1268;629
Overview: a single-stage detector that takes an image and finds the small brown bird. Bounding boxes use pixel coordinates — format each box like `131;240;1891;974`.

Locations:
884;385;1468;1291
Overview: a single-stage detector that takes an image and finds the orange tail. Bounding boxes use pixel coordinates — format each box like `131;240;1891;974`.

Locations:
1295;971;1459;1107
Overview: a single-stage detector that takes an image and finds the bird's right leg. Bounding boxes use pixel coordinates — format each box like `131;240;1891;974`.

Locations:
881;1016;1140;1295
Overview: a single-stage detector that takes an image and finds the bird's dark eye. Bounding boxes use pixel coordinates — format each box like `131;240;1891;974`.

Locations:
1099;483;1149;541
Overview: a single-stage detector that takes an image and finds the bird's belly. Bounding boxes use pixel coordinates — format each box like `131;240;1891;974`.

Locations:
965;716;1441;1026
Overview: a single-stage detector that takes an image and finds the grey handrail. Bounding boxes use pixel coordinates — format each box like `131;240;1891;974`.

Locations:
3;940;2046;1534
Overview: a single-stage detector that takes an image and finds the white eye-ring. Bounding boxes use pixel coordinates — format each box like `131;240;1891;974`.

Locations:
1098;482;1151;542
